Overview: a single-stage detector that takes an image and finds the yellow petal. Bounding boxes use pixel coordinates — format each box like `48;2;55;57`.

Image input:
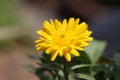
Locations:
82;37;93;42
37;42;52;47
50;19;55;26
58;46;65;57
74;22;88;36
44;20;56;33
80;31;92;37
37;30;52;41
43;22;56;35
50;51;58;61
36;47;42;51
80;42;89;47
75;31;92;39
64;53;71;62
67;18;75;32
40;37;51;43
46;45;59;54
54;19;62;31
46;48;52;54
73;18;80;30
51;45;59;50
70;45;84;51
74;18;80;25
35;43;41;48
62;19;67;31
35;39;50;48
35;40;42;43
35;18;93;62
86;31;92;36
70;49;80;56
42;27;52;35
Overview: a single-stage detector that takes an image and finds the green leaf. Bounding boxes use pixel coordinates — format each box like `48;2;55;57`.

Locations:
71;51;91;64
85;40;107;64
76;74;95;80
57;70;65;80
39;63;62;71
71;64;93;70
70;51;91;74
114;53;120;80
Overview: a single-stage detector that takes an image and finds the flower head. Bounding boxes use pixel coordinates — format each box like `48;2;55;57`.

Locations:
35;18;93;62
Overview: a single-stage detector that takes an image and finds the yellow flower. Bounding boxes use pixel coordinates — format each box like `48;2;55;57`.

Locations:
35;18;93;62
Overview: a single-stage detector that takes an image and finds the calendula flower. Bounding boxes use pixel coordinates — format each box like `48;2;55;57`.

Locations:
35;18;93;62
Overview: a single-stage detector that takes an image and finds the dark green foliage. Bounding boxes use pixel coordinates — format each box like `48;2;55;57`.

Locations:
35;52;64;80
70;51;91;74
35;68;52;80
114;53;120;80
26;51;120;80
93;63;114;80
34;51;93;80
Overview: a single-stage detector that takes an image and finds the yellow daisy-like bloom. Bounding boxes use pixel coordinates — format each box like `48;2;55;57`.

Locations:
35;18;93;62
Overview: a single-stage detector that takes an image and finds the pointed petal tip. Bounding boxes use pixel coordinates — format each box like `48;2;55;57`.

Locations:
35;40;38;43
64;53;71;62
50;58;54;61
36;30;41;34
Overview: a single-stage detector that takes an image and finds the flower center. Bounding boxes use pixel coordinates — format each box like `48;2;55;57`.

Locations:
52;32;72;46
60;34;65;39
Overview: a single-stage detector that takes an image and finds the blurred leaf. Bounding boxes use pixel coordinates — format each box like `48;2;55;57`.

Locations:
23;64;35;73
40;75;51;80
35;68;53;80
85;40;107;64
114;53;120;80
71;64;93;70
76;74;95;80
39;63;62;71
92;63;114;80
69;72;76;80
57;70;65;80
28;54;39;60
40;51;53;63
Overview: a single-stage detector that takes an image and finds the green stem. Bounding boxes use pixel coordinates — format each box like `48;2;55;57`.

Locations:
55;70;61;80
63;58;69;80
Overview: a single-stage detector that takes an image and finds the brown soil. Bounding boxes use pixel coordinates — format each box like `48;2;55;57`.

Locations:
0;46;39;80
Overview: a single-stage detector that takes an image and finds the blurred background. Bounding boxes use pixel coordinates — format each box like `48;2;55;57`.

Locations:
0;0;120;80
